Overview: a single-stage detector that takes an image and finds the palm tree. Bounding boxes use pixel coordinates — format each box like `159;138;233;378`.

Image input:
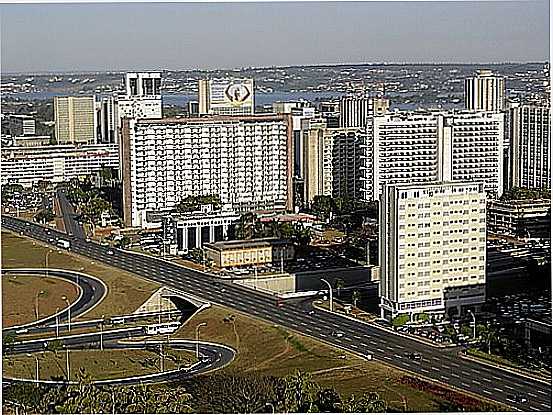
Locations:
334;278;345;298
351;290;361;308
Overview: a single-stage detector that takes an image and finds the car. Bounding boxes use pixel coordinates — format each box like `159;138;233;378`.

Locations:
308;310;315;315
330;331;344;338
507;394;528;404
407;352;422;362
107;250;114;255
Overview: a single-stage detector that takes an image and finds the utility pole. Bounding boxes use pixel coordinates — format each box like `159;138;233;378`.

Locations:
66;348;70;382
321;278;333;312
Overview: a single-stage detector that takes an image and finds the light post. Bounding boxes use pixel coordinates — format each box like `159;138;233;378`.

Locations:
77;267;84;293
35;290;45;320
195;322;207;360
321;278;333;312
100;315;105;351
55;307;60;337
468;310;476;339
45;249;53;279
66;347;70;382
254;265;258;290
26;353;39;382
62;295;71;332
265;403;275;414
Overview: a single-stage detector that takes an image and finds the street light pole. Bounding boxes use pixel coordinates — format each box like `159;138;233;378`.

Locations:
66;348;70;382
196;322;207;360
35;290;44;320
321;278;333;312
62;296;71;332
468;310;476;339
27;354;39;382
55;307;60;337
100;315;105;351
45;249;53;280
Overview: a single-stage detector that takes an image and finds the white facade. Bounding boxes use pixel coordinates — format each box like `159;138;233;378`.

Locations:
1;144;119;187
379;182;487;319
464;69;506;112
121;116;292;227
117;72;162;127
362;110;504;201
198;78;255;115
510;105;551;189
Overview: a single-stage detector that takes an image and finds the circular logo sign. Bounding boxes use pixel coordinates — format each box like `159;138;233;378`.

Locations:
225;83;251;106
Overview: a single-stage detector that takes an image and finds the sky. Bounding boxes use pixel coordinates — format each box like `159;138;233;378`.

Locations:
0;1;550;73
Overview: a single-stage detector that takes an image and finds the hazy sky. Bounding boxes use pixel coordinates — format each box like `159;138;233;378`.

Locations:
1;1;550;73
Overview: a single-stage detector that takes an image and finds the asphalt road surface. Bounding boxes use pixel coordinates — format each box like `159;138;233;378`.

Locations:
56;189;85;239
2;216;551;411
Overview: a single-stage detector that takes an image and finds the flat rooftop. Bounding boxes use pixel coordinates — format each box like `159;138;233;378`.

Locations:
205;237;290;251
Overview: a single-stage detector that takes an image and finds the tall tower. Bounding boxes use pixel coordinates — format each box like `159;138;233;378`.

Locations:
54;96;96;144
464;69;506;112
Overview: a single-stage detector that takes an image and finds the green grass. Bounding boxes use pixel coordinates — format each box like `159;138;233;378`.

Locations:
1;231;160;319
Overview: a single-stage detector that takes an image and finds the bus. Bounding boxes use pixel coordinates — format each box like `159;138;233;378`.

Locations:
144;322;181;335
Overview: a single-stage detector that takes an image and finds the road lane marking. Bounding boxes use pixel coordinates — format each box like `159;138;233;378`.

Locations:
482;390;493;395
472;380;481;385
493;387;503;392
451;373;460;378
376;348;385;353
528;392;538;398
420;368;429;373
442;365;450;369
537;390;549;395
450;362;460;368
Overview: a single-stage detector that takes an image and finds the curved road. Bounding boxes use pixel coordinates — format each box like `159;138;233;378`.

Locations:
2;216;551;411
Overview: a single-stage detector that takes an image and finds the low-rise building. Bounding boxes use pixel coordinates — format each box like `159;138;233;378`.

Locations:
487;199;551;239
204;238;295;268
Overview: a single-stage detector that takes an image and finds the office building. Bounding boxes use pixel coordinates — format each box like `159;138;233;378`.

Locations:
379;182;487;319
509;105;551;189
54;96;96;144
96;96;118;144
488;199;551;239
1;144;119;187
198;78;254;115
121;115;293;227
117;72;162;123
301;118;330;204
204;238;294;268
464;69;506;112
362;110;504;201
2;114;36;136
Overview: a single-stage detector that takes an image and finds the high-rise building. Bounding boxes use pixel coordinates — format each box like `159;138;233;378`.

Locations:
362;110;504;201
2;114;36;137
509;104;551;189
198;78;255;116
379;181;487;319
117;72;162;123
54;96;96;144
464;69;506;112
339;96;389;128
301;118;329;204
96;96;118;144
120;115;292;227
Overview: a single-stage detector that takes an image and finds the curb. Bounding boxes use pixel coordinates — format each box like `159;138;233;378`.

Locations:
459;352;551;385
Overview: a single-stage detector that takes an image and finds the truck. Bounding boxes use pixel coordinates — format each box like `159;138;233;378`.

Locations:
57;239;70;249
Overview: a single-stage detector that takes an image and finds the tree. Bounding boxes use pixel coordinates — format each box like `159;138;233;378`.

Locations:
283;370;318;412
3;332;16;354
46;339;63;356
35;208;55;224
392;314;410;328
312;195;333;221
176;194;221;213
116;235;131;249
314;387;342;412
334;278;345;297
351;290;361;308
236;212;259;240
341;392;387;412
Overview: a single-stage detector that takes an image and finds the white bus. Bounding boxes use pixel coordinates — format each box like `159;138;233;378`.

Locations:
144;322;181;335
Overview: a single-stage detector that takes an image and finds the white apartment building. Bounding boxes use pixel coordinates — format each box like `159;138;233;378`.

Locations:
96;96;118;144
464;69;506;112
198;78;255;116
379;182;487;319
510;104;551;189
121;115;293;227
362;110;504;201
339;96;389;128
54;96;96;144
1;144;119;187
117;72;162;125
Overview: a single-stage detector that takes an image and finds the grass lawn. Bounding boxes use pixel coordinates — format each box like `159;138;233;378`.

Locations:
2;274;79;327
3;349;196;381
174;305;481;412
1;231;160;319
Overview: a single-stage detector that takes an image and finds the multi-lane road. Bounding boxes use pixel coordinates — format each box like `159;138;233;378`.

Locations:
2;215;551;411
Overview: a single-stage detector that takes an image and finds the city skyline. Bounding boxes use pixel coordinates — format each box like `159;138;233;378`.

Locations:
1;1;550;73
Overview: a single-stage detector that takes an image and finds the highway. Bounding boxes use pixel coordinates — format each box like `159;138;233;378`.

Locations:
56;189;85;239
2;215;551;411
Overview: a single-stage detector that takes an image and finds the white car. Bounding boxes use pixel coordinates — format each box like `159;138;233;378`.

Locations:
107;250;114;255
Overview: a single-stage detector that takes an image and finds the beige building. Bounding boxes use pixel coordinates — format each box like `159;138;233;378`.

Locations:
464;69;505;112
54;96;96;144
204;238;295;268
198;78;255;116
379;181;487;319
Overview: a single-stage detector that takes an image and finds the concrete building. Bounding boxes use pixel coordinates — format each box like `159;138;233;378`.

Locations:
339;96;389;128
204;238;294;268
117;72;162;124
509;105;551;189
301;117;330;204
54;96;96;144
121;115;293;227
2;114;36;136
1;144;119;187
10;135;51;147
198;78;254;116
487;199;551;239
464;69;506;112
379;182;487;319
363;110;504;201
96;96;118;144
